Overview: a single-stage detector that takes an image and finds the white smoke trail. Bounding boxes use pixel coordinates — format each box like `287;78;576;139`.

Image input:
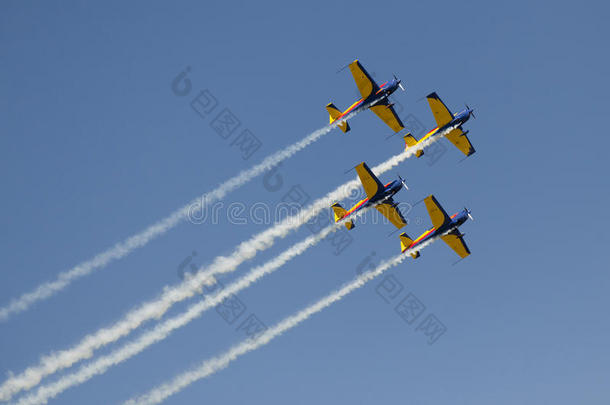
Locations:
0;110;365;324
122;240;437;405
12;221;350;405
0;123;454;401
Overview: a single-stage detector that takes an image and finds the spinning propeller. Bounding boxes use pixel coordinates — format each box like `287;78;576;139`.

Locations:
393;74;406;91
464;103;476;119
398;174;409;190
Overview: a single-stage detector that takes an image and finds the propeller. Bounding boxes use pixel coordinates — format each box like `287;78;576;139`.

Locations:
393;74;406;91
465;103;476;119
398;174;409;190
465;207;474;221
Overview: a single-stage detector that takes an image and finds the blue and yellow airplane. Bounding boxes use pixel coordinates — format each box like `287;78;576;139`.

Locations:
403;92;476;157
399;195;473;259
332;162;408;230
327;60;405;134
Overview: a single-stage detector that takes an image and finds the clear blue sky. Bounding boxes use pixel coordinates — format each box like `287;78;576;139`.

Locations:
1;1;609;404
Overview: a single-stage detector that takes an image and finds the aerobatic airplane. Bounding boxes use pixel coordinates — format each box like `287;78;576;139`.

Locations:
403;92;476;157
326;59;405;134
332;162;408;230
399;195;473;259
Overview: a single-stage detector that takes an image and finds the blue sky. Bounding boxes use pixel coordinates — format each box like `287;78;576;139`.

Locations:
1;0;609;404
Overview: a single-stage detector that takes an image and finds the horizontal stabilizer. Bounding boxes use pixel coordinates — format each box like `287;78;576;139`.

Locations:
403;132;418;147
399;232;414;252
327;102;351;133
400;232;420;258
331;203;354;230
338;121;350;133
331;202;346;222
326;103;342;121
403;132;424;157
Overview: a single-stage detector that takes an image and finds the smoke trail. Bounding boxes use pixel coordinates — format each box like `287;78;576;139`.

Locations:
12;221;350;405
122;240;437;405
0;110;365;324
0;124;454;401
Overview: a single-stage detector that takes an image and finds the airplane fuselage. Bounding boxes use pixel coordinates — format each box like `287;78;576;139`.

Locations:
343;179;403;219
337;79;401;120
416;108;473;144
401;209;470;253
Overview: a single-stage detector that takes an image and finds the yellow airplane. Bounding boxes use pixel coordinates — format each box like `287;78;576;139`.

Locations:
403;92;476;157
331;162;408;230
326;60;405;134
399;195;472;259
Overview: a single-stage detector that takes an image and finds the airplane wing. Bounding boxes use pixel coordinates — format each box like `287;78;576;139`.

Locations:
440;229;471;258
426;92;454;127
445;127;476;156
375;199;407;229
355;162;384;199
349;60;379;99
370;99;405;133
424;195;451;229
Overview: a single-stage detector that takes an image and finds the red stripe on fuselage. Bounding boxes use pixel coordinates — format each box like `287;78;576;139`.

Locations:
411;228;435;246
339;99;364;118
425;126;440;137
338;82;390;119
343;198;369;217
404;126;441;151
403;224;438;252
343;182;392;219
402;211;460;252
375;82;388;94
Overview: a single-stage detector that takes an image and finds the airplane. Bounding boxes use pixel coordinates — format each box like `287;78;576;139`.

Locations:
327;59;406;134
332;162;409;230
403;92;476;158
399;195;473;259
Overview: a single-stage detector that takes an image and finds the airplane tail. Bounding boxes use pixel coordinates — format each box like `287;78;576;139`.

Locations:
399;232;420;258
326;103;351;133
403;132;424;157
331;203;355;230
